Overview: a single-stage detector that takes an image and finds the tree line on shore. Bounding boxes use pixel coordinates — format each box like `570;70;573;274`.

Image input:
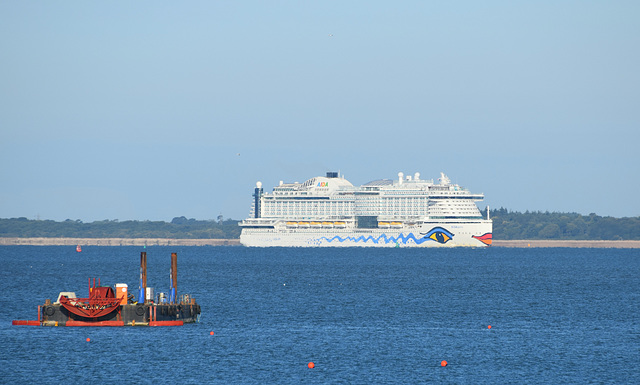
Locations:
0;216;241;239
489;208;639;240
0;210;638;240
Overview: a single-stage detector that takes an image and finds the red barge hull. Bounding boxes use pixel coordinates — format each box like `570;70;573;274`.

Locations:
13;252;201;327
13;303;200;327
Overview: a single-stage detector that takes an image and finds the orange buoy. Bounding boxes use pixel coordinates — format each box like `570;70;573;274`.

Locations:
210;331;214;335
488;325;492;329
308;362;315;369
441;360;447;367
86;338;90;342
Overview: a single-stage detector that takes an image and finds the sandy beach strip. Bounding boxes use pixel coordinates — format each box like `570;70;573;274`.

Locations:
492;240;640;248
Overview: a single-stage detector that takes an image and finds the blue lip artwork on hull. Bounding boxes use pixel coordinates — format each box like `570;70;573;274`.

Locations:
318;227;455;245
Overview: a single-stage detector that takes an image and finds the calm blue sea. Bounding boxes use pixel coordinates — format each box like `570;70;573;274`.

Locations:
1;246;639;384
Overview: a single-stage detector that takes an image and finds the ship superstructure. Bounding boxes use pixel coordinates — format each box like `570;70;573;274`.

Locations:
240;171;492;247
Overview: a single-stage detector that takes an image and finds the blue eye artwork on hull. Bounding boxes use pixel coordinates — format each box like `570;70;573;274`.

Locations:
317;227;455;245
421;227;455;244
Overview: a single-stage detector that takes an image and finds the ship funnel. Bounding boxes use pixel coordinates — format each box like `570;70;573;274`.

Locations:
253;183;263;218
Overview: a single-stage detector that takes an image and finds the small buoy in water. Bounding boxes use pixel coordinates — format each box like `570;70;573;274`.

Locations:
210;331;214;335
308;362;315;369
86;338;90;342
488;325;492;329
441;360;447;367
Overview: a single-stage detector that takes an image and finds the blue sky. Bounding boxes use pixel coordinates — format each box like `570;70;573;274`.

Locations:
1;1;638;222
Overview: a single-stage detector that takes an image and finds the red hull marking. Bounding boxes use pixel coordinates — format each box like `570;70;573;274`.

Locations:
65;320;124;327
472;233;492;246
12;320;41;326
149;320;184;327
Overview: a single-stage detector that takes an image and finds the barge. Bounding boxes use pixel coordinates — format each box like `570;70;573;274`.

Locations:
12;252;201;327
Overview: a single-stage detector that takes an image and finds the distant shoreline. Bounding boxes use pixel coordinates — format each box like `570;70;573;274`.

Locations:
1;238;639;248
492;240;640;248
0;237;241;246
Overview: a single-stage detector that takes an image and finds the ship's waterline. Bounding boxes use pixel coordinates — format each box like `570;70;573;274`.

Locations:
240;171;492;247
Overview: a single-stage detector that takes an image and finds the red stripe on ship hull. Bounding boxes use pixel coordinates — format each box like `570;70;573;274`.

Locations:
65;320;125;327
12;320;41;326
149;320;184;326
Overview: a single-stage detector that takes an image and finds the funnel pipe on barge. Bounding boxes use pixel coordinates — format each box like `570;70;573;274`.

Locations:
139;251;147;303
170;252;177;304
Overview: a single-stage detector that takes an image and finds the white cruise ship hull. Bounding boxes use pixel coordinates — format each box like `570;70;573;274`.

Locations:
240;171;493;248
240;221;492;247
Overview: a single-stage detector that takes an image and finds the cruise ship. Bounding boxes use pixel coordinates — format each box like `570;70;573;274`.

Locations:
239;171;492;247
